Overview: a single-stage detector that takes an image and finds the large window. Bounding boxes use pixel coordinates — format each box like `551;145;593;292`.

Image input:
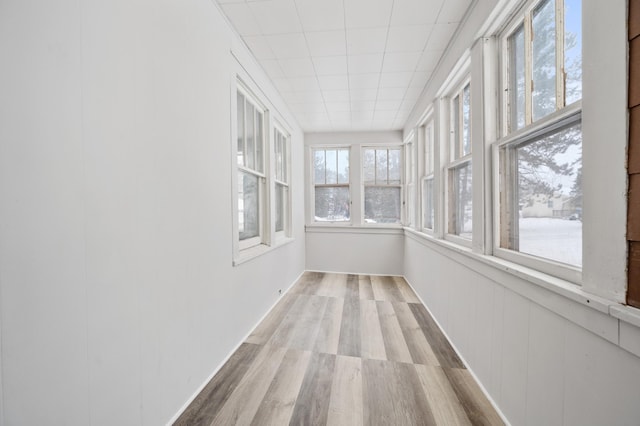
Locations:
237;87;265;249
498;0;582;274
447;82;472;240
363;147;402;224
274;126;290;237
421;120;435;231
313;148;350;222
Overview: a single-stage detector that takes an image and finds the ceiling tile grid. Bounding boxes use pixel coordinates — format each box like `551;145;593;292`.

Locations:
218;0;472;132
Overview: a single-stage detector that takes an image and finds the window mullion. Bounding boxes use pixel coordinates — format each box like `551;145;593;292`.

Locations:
525;13;533;126
556;0;566;109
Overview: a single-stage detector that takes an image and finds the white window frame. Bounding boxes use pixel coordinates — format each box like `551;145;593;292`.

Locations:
444;79;473;247
235;81;267;252
404;133;416;227
361;145;404;226
420;115;436;234
311;146;352;224
273;122;291;240
493;0;583;284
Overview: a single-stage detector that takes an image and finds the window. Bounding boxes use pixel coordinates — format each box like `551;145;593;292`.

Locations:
498;0;582;275
237;87;265;249
447;82;472;240
274;126;290;237
421;120;435;231
405;135;416;227
363;147;402;224
313;148;350;222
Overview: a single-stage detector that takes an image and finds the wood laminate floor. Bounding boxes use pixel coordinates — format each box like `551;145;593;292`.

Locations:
175;272;503;426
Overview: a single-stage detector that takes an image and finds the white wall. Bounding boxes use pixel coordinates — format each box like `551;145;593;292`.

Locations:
0;1;305;425
304;131;405;276
405;236;640;425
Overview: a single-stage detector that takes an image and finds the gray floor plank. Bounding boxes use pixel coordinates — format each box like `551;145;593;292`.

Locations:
289;352;336;426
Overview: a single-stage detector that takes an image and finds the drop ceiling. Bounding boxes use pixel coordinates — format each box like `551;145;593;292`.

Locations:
217;0;472;132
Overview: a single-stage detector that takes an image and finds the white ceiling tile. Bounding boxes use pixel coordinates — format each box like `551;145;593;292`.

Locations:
280;57;316;77
323;90;350;102
371;120;396;130
325;102;352;112
282;90;325;103
349;73;380;89
289;102;327;113
373;110;398;120
385;25;432;52
248;0;303;34
221;3;262;36
381;51;421;73
426;23;458;50
351;100;376;111
437;0;472;24
390;0;441;26
318;75;349;90
305;30;347;57
377;87;407;100
348;54;384;74
260;59;286;79
243;35;276;59
288;76;321;91
404;86;423;101
295;0;345;31
400;98;418;111
266;33;310;59
312;56;348;76
416;49;444;71
346;28;388;55
328;110;351;120
409;70;431;87
375;99;403;110
350;88;378;101
379;71;414;88
271;78;295;92
344;0;394;29
218;0;245;3
352;110;374;120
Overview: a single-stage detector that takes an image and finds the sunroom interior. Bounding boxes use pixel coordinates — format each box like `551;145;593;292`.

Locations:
1;0;639;424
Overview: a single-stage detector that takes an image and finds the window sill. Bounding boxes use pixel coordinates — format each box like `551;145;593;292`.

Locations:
306;224;405;235
233;237;295;266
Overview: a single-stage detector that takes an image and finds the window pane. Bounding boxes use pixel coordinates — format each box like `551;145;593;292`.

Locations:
423;178;434;230
325;149;338;184
237;93;245;166
282;138;288;183
314;150;325;184
363;149;375;184
275;133;282;181
388;149;401;184
246;102;255;170
315;187;350;221
532;0;556;121
462;84;471;156
376;149;388;183
238;171;259;241
509;24;526;131
426;124;434;174
337;149;349;184
513;123;582;266
255;111;263;173
275;183;285;232
449;162;472;238
364;187;401;224
452;96;460;159
565;0;582;105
